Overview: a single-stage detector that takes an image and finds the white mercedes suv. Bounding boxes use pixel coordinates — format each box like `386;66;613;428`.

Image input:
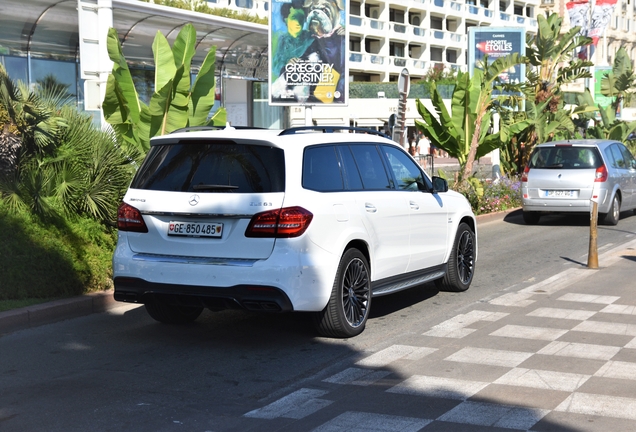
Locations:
113;126;477;337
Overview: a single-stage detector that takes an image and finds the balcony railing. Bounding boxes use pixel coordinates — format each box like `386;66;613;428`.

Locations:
393;57;408;67
500;12;510;21
450;1;462;11
516;16;526;24
433;0;444;7
369;18;384;30
393;23;407;33
350;15;362;26
370;55;385;65
413;27;427;37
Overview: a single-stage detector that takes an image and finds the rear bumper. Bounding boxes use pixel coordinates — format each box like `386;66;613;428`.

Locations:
114;277;294;312
112;234;339;312
522;189;610;213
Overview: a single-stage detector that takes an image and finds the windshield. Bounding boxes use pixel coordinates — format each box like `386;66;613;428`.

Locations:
528;146;602;169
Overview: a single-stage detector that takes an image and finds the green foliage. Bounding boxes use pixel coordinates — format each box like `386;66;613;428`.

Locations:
452;176;522;216
0;201;116;300
600;47;636;115
138;0;268;24
0;74;135;224
348;82;455;99
575;89;636;141
103;23;226;156
415;53;525;182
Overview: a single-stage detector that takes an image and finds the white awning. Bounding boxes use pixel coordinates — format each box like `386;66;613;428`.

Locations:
354;119;385;127
314;118;347;126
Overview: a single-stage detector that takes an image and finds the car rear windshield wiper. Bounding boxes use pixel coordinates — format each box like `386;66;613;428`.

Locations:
544;163;564;168
192;184;239;191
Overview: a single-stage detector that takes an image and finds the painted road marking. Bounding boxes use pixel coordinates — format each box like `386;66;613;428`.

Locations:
572;320;636;336
387;375;488;400
538;341;620;360
323;367;391;386
312;411;432;432
558;293;620;305
445;347;533;368
594;361;636;380
355;345;437;368
555;392;636;420
494;368;590;392
527;307;597;320
243;388;331;419
437;401;549;429
490;325;568;341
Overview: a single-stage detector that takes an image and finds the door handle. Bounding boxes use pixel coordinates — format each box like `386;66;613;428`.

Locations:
365;203;377;213
409;201;420;210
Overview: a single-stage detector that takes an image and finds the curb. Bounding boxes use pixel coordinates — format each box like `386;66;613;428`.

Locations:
476;207;522;225
0;290;118;335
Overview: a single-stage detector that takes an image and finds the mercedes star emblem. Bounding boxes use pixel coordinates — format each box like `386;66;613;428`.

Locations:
189;194;200;206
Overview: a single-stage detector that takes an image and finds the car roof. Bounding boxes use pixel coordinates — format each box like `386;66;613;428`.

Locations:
150;126;397;148
535;139;621;148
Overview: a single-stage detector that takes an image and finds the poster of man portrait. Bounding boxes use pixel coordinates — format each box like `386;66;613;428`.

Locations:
269;0;348;106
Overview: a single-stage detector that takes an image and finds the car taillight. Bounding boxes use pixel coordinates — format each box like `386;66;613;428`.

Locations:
117;202;148;233
521;166;530;182
245;206;313;238
594;165;608;182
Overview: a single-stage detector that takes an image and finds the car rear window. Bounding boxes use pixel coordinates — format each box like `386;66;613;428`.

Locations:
130;140;285;193
528;146;602;169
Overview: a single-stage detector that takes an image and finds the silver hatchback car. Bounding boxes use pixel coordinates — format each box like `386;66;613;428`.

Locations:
521;139;636;225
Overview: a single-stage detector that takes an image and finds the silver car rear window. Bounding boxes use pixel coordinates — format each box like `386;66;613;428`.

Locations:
529;146;602;169
131;140;285;193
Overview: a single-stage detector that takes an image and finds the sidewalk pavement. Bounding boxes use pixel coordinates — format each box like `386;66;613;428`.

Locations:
0;207;611;336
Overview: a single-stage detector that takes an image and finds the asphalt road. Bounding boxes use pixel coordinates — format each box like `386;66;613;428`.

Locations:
1;209;636;431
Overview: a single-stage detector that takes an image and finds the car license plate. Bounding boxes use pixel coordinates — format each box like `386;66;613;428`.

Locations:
168;221;223;237
545;190;575;198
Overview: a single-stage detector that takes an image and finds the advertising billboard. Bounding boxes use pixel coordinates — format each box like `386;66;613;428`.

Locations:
269;0;348;106
468;27;525;94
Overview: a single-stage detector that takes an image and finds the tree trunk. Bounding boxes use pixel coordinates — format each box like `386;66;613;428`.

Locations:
460;111;484;183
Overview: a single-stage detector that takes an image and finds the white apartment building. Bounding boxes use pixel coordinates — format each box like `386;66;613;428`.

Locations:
539;0;636;67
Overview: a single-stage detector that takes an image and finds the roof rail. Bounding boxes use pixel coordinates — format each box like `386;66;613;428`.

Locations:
170;125;265;134
279;126;390;139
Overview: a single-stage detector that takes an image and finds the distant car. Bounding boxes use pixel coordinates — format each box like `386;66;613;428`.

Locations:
112;126;477;338
521;139;636;225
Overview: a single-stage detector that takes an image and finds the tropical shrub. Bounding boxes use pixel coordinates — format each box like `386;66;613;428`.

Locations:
103;23;226;157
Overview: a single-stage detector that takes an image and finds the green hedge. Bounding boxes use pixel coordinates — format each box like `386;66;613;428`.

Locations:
349;82;455;99
0;202;116;301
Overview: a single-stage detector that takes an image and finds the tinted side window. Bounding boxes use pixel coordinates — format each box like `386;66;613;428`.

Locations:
618;144;636;169
609;144;626;168
131;141;285;192
349;145;392;190
302;146;344;191
382;145;430;191
603;146;617;168
338;146;364;190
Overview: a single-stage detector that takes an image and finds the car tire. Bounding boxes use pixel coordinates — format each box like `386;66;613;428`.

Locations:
144;297;203;324
522;211;541;225
599;194;620;226
314;248;371;338
435;223;476;292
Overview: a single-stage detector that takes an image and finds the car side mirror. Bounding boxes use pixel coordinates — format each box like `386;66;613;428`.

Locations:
431;176;448;193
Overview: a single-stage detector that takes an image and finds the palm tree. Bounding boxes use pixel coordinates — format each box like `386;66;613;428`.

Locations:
519;13;593;152
1;65;134;223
